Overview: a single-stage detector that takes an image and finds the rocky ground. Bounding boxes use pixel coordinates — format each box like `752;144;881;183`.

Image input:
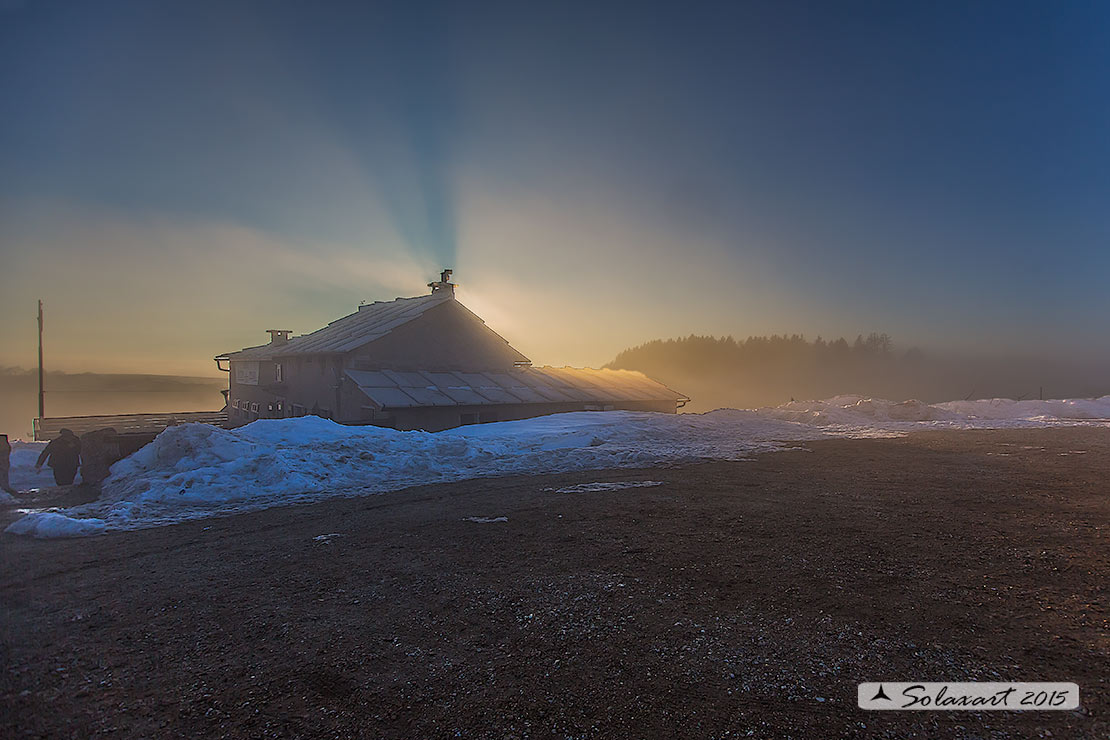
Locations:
1;428;1107;738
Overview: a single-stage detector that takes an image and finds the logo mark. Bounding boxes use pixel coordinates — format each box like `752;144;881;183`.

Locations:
870;684;891;702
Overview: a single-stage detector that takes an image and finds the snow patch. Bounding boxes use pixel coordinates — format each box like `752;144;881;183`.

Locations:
464;516;508;524
550;480;665;494
760;394;1110;426
5;512;107;538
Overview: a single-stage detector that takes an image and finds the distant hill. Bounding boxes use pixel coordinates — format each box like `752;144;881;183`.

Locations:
604;334;1110;412
0;369;226;439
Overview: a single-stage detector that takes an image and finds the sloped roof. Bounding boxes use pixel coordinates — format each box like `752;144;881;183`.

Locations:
345;366;687;409
219;292;453;361
218;342;275;361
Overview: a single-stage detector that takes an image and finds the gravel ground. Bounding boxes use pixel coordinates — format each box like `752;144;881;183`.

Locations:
1;427;1107;739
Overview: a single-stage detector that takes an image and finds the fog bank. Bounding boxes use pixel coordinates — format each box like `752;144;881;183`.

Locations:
607;335;1110;413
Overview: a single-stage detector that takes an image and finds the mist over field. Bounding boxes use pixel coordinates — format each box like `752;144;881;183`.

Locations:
606;334;1110;413
6;329;1108;440
0;368;225;439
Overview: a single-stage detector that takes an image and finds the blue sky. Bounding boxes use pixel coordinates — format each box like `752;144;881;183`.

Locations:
1;0;1108;373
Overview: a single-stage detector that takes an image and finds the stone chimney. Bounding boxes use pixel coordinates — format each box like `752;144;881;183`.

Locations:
428;268;455;295
267;329;292;345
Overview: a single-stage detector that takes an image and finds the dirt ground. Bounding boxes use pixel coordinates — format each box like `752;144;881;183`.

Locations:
1;428;1107;739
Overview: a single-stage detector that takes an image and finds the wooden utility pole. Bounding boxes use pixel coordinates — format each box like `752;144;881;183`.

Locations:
37;299;44;419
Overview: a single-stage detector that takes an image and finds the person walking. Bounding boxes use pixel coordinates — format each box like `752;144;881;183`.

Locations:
78;428;120;486
34;428;82;486
0;434;17;495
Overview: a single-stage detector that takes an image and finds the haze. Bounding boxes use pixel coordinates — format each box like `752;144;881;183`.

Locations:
2;2;1109;378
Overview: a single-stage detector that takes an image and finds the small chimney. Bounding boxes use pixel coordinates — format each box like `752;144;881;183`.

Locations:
267;329;292;345
428;268;455;295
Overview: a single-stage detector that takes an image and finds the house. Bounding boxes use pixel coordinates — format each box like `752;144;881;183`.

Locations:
214;271;688;431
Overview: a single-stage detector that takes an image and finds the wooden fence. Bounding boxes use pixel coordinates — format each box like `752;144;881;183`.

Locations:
33;411;230;441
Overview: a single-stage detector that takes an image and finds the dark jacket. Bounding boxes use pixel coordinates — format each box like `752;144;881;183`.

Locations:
36;435;82;470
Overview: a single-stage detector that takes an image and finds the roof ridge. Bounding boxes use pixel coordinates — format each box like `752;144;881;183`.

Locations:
221;291;455;359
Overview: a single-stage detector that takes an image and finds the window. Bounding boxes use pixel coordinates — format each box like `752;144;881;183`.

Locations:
251;402;259;413
275;363;283;383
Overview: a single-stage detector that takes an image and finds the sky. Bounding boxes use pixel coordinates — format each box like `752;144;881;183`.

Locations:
1;0;1109;376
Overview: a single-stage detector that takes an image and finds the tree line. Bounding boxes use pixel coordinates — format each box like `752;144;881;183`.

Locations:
607;332;902;375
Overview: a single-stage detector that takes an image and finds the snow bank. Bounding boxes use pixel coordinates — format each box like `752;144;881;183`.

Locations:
5;395;1108;538
22;412;819;534
5;512;107;538
760;395;962;425
936;396;1110;421
756;394;1110;426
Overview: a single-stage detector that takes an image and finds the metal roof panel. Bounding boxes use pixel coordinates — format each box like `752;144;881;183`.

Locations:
359;387;422;408
345;369;395;387
344;366;683;409
437;386;492;405
382;370;433;387
399;386;456;406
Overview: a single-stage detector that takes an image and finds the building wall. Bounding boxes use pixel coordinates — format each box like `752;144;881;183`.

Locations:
227;353;351;426
277;354;346;419
226;357;283;425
